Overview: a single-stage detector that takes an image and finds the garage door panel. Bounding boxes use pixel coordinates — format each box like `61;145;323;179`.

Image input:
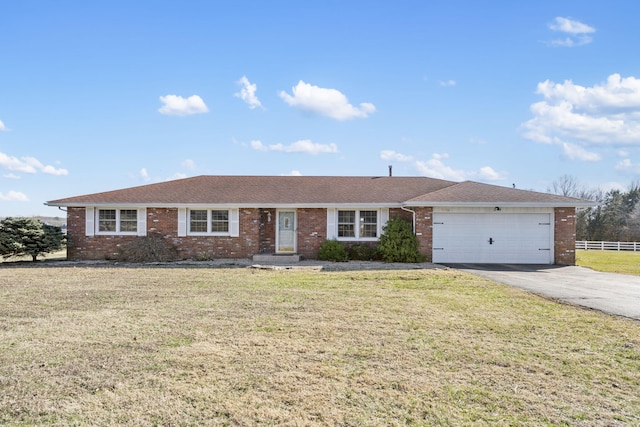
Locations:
432;213;552;264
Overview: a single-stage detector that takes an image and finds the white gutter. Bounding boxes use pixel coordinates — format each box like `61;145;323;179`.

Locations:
400;206;416;233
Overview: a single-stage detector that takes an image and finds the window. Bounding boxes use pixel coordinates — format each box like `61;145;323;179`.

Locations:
98;209;116;232
188;209;230;234
97;209;137;234
338;210;355;237
337;210;378;239
211;210;229;232
120;210;138;232
190;210;208;233
359;210;377;238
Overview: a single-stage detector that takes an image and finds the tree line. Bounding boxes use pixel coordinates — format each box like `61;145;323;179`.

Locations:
550;175;640;242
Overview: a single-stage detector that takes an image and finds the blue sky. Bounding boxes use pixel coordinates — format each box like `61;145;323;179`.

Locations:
2;1;640;216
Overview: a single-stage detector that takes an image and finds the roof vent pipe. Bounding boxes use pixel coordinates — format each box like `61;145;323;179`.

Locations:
388;165;392;177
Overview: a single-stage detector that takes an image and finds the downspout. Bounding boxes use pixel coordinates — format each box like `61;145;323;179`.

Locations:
400;205;416;233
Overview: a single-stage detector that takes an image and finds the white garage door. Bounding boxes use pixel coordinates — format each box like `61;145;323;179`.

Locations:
432;213;553;264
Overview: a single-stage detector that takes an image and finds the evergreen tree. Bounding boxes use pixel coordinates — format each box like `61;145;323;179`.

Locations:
377;216;426;263
0;217;65;261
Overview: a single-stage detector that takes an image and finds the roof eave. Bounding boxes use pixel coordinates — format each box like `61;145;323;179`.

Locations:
404;201;597;208
45;202;407;209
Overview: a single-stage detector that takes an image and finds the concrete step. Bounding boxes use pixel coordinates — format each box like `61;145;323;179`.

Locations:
252;254;301;263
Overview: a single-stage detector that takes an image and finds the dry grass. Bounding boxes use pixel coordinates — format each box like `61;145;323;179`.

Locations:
577;249;640;276
0;249;67;263
1;266;639;426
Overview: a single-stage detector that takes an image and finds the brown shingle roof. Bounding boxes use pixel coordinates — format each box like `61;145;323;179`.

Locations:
46;175;593;207
406;181;593;206
47;175;457;205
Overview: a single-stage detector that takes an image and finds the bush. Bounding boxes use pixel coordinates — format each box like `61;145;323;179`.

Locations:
347;243;378;261
377;217;426;263
317;239;348;262
117;234;179;262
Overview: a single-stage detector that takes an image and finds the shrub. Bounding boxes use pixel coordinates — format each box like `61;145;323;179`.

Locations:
117;233;179;262
347;243;378;261
377;217;426;263
317;239;348;262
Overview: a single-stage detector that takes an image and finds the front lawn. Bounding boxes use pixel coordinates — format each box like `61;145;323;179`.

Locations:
577;249;640;275
1;266;639;425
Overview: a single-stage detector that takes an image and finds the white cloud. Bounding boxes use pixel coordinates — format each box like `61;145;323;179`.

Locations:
3;173;20;179
250;140;267;151
561;142;601;162
413;153;505;182
234;76;262;109
158;94;209;116
522;74;640;161
548;17;595;47
279;80;375;121
415;153;467;181
166;173;187;181
0;152;36;173
380;150;413;162
139;168;150;182
250;139;338;155
0;119;6;131
614;158;640;176
0;190;28;202
181;159;196;170
549;17;595;35
476;166;507;181
0;152;68;175
439;80;456;87
282;170;302;176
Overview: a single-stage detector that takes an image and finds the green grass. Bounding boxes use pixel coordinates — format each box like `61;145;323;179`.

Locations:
577;249;640;275
1;266;639;426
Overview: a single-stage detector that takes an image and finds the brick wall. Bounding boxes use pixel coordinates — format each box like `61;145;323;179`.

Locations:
554;207;576;265
66;207;138;260
258;209;276;254
66;207;262;260
66;206;434;261
412;207;434;262
296;208;327;258
68;205;573;264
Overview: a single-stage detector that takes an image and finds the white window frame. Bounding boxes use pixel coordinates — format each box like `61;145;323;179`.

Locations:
186;209;233;236
90;207;146;236
334;209;382;241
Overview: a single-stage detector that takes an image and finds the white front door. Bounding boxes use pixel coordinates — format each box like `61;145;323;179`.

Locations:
277;211;296;253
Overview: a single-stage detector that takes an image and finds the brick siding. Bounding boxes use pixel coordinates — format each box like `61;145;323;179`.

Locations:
296;208;327;258
66;205;575;264
554;207;576;265
412;207;434;262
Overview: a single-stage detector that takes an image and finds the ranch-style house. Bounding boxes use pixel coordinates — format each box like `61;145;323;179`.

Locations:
46;175;593;265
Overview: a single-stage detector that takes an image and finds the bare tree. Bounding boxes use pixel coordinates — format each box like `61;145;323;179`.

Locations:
549;174;581;197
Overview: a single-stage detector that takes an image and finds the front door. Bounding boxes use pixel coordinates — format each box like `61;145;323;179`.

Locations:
277;211;296;253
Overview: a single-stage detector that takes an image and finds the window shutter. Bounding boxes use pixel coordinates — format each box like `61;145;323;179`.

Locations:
85;207;95;236
229;209;240;237
326;208;337;239
177;208;187;237
380;208;389;235
137;208;147;236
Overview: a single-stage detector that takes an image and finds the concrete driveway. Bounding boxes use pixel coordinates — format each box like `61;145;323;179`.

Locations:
445;264;640;321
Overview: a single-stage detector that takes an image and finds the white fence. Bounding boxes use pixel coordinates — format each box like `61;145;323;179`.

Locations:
576;241;640;251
